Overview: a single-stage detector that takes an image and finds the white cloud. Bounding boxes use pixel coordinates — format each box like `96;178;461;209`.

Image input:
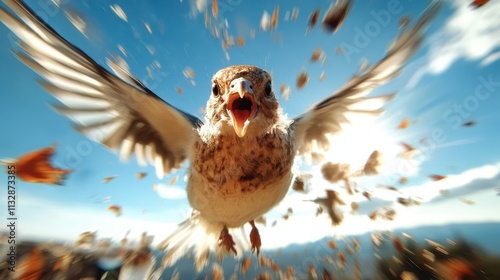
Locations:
154;183;186;200
259;162;500;249
408;0;500;88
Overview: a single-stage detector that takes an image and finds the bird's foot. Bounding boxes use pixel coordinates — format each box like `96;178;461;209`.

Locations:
218;226;237;256
249;220;261;255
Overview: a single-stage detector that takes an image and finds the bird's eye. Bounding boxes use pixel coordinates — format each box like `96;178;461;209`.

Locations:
212;83;220;97
264;82;273;98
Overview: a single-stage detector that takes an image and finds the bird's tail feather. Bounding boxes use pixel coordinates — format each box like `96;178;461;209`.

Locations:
156;211;248;273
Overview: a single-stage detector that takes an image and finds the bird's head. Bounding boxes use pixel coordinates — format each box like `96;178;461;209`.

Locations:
205;65;282;138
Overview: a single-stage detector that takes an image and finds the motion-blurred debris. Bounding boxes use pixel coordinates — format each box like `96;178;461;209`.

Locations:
279;84;292;100
429;174;447;181
307;8;321;33
398;117;410;129
107;204;122;217
136;172;147;180
102;176;116;183
110;4;127;22
321;0;353;33
321;162;350;183
296;70;309;90
1;144;72;185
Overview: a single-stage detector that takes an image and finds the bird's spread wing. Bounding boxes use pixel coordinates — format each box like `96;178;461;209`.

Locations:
291;1;441;161
0;0;203;178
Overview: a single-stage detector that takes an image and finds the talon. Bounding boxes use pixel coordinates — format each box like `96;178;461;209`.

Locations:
218;226;237;256
249;220;261;255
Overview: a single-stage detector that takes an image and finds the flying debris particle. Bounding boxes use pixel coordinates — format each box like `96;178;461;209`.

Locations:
64;9;87;37
321;162;350;183
190;79;197;86
255;216;267;226
316;206;323;216
236;36;245;47
350;202;359;212
462;120;476;127
336;46;344;55
362;191;372;200
118;44;127;57
308;264;317;280
397;197;412;206
393;237;405;252
310;47;324;62
291;7;299;22
144;22;152;34
328;240;337;249
292;176;306;193
470;0;490;8
307;8;321;32
380;207;397;221
296;70;309;90
204;10;210;28
460;198;475;205
16;247;45;279
399;15;411;29
286;266;295;278
212;0;218;20
378;185;395;193
271;6;279;30
1;144;72;185
176;86;183;95
146;45;156;55
170;174;179;185
338;251;347;264
401;142;419;160
399;177;408;184
311;190;345;226
279;84;292;100
183;67;195;79
282;214;289;220
322;269;334;280
102;176;116;183
287;207;294;215
321;0;353;33
429;174;447;181
241;256;251;274
260;11;271;31
136;172;147;180
369;210;378;221
358;58;369;73
363;150;382;175
271;220;277;227
398;117;410;129
319;71;326;81
110;4;127;22
212;263;224;280
107;204;122;217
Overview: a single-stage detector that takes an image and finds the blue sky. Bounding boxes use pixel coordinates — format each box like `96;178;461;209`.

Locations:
0;0;499;249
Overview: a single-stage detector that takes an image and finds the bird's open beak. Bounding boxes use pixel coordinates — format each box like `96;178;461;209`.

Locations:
227;77;257;137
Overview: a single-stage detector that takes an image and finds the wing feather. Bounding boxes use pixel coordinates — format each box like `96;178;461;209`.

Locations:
291;1;442;161
0;0;203;177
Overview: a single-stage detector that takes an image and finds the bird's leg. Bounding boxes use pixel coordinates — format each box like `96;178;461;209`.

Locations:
249;220;261;255
218;226;237;256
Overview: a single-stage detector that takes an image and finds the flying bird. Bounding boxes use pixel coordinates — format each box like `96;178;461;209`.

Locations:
0;0;442;271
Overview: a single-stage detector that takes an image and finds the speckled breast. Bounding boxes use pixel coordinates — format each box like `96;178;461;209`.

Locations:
187;130;296;226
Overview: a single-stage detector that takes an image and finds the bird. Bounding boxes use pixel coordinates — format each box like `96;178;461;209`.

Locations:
0;0;442;272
